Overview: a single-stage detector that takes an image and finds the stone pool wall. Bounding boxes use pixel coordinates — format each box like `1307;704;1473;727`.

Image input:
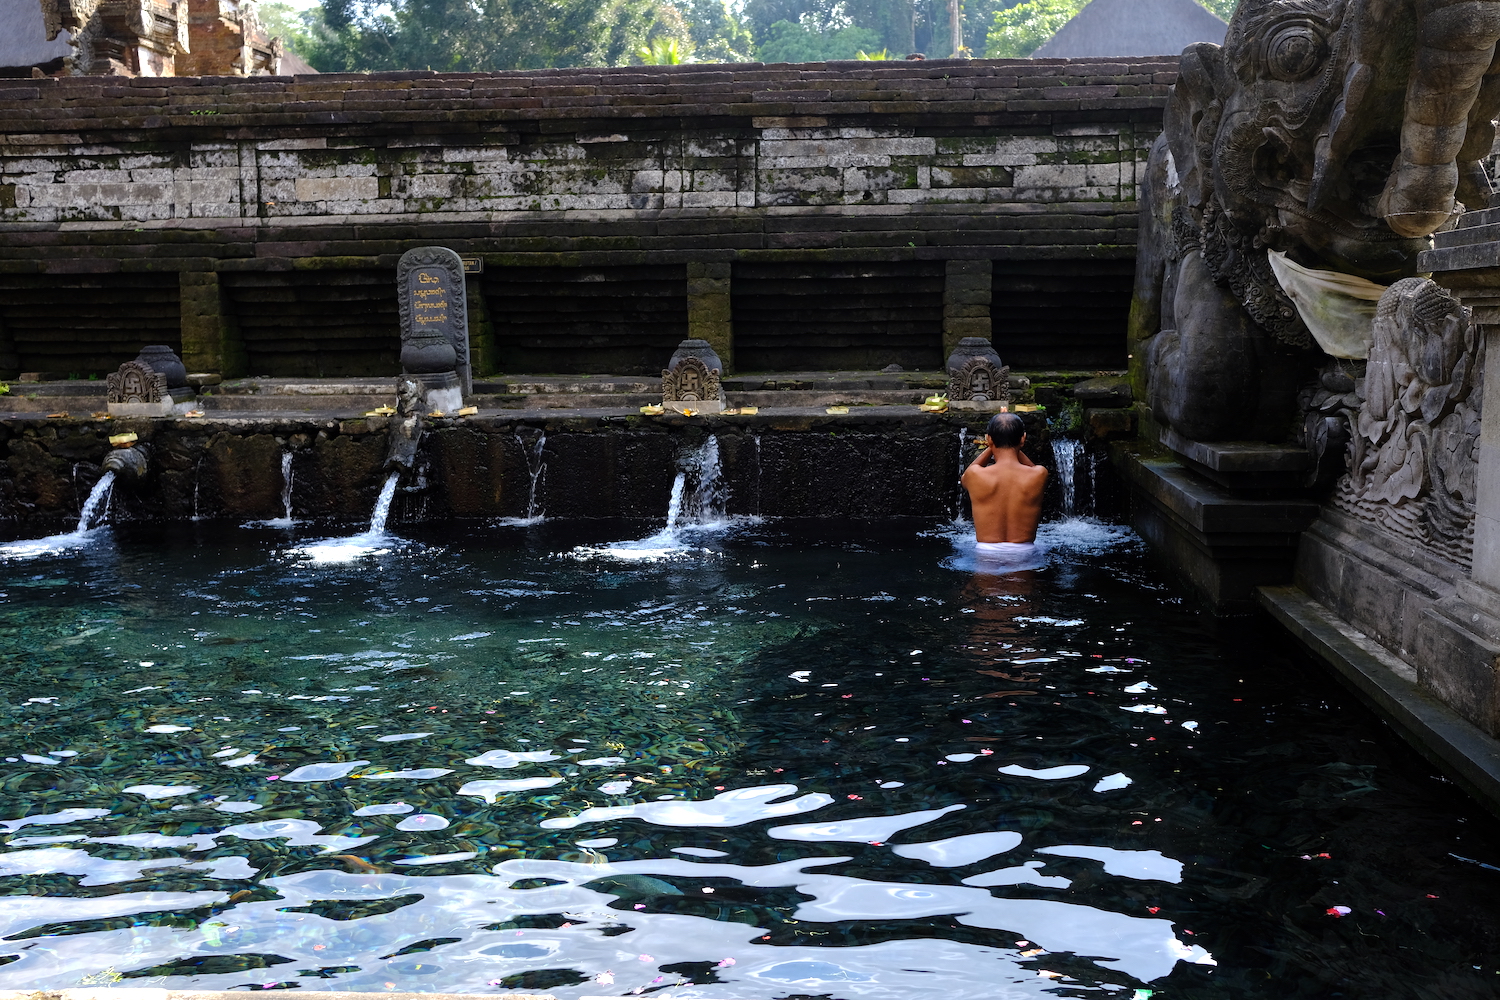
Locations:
0;58;1173;377
0;410;1090;528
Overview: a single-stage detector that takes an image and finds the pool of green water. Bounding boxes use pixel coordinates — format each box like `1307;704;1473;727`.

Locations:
0;516;1495;998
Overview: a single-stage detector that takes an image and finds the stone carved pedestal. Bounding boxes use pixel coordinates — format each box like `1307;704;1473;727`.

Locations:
106;345;196;417
944;337;1011;412
661;339;727;413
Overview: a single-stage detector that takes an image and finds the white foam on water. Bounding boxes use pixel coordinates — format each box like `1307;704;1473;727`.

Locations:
0;471;116;559
287;471;401;564
935;514;1138;575
570;436;752;562
1036;516;1141;556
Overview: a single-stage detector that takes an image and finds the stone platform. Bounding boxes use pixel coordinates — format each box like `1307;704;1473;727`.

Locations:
0;368;1135;528
1260;585;1500;818
1113;444;1321;612
0;370;1013;416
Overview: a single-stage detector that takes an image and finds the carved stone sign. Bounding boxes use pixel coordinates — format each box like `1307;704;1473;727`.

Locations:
397;246;469;412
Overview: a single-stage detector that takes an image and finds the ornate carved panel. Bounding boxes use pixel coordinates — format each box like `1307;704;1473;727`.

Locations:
947;357;1011;403
1328;278;1484;566
662;356;721;402
106;360;168;404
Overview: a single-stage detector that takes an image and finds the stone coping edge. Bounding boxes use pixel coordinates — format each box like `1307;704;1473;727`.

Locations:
0;994;550;1000
0;992;725;1000
1258;584;1500;819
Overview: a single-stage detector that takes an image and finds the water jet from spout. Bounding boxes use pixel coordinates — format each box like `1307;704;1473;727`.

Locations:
499;431;548;526
0;471;116;559
572;436;733;561
1052;437;1083;517
288;471;401;564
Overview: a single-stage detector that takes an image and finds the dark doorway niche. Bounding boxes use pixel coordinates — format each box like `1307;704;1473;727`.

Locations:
482;264;688;375
0;271;180;377
991;259;1132;370
731;260;945;372
222;269;400;377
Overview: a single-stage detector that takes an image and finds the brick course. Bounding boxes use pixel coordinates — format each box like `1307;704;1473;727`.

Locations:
0;58;1174;374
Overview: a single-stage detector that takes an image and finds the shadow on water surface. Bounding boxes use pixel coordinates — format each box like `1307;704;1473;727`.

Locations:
0;515;1492;997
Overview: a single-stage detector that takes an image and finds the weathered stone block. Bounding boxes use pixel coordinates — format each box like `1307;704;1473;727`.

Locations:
204;431;284;519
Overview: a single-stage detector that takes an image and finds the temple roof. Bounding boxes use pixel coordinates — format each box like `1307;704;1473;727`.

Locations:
1032;0;1227;58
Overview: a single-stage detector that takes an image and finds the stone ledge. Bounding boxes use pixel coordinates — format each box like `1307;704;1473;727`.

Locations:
1258;584;1500;819
0;994;740;1000
0;993;564;1000
1124;455;1320;535
1159;427;1308;473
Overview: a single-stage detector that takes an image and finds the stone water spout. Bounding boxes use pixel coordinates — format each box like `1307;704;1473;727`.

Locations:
384;378;425;472
102;433;149;484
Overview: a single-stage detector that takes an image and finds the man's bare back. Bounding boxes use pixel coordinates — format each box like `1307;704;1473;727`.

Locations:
962;415;1048;544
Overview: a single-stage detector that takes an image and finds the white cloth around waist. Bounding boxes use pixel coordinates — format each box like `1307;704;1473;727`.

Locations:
974;541;1038;560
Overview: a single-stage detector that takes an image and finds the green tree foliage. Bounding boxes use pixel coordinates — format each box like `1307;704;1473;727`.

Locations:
841;0;915;54
743;0;845;40
637;36;687;62
743;0;1009;63
678;0;755;62
984;0;1084;58
756;20;883;62
308;0;708;71
255;1;322;59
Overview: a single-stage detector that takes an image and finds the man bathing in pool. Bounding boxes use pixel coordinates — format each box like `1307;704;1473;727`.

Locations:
961;413;1047;563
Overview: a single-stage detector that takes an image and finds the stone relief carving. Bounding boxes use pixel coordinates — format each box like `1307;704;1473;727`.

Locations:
1135;0;1500;443
948;357;1011;404
106;360;167;404
662;356;721;403
1320;278;1484;565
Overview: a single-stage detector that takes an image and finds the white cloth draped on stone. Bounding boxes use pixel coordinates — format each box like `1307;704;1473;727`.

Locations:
1267;250;1389;359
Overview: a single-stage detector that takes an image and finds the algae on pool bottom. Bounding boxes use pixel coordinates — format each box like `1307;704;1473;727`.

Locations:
0;518;1493;997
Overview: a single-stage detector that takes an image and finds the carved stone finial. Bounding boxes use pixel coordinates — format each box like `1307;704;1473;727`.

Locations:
662;339;726;412
945;337;1011;407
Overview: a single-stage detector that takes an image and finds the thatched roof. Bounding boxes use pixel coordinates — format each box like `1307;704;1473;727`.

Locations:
1033;0;1227;58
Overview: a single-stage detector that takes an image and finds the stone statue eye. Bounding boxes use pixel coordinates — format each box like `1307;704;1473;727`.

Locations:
1264;22;1325;81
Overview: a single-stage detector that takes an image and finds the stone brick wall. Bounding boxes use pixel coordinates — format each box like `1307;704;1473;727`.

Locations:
0;58;1175;376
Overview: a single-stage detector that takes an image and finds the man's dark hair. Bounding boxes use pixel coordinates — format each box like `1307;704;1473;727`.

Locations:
986;412;1025;448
